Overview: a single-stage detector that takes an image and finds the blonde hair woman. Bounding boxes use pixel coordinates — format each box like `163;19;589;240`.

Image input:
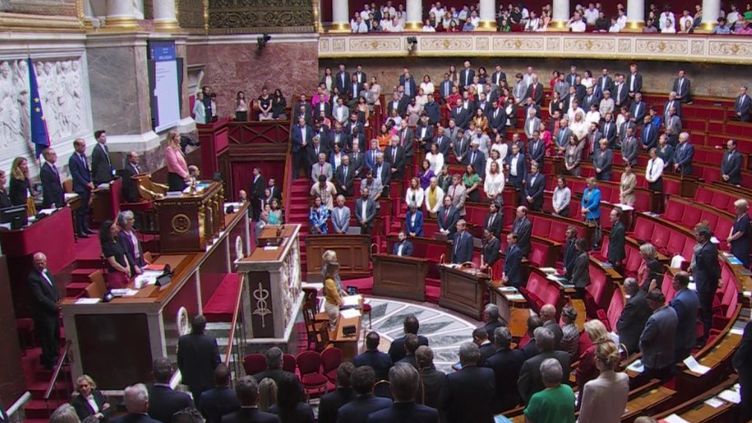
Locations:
576;319;612;406
9;156;36;215
71;374;111;420
322;250;346;295
164;130;189;191
257;377;278;412
578;341;629;423
323;262;342;330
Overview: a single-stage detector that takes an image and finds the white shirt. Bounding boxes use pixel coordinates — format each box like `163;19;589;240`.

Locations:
609;23;621;32
361;201;368;221
484;172;505;198
491;143;509;162
585;110;601;125
727;11;740;24
85;395;100;414
659;11;675;29
422;25;436;32
569;19;586;32
616;14;627;29
426;152;444;174
406;187;425;209
646;157;665;182
552;186;571;212
510;154;520;176
351;21;369;33
397;242;405;256
584;8;599;24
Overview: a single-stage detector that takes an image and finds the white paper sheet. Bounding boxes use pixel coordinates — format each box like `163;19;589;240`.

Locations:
660;414;690;423
683;356;710;375
75;298;101;304
704;397;724;408
626;359;644;373
340;309;361;319
342;295;362;307
718;389;741;404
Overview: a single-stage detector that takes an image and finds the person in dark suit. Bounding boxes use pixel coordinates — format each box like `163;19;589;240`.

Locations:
28;252;60;370
148;358;194;423
268;372;314;423
639;290;678;383
735;85;751;122
112;384;161;423
384;137;406;179
460;62;475;90
334;155;355;197
121;151;143;203
671;70;691;102
523;162;545;211
481;229;500;272
571;239;590;296
562;226;578;282
517;327;571;404
69;138;95;237
669;271;700;363
405;206;423;238
399;71;417;98
199;364;240;423
481;304;504;341
672;132;694;175
607;208;626;269
318;363;355;423
397;334;420;369
690;225;721;345
629;93;647;125
721;139;743;185
440;342;495;423
520;316;543;359
250;168;266;221
354;332;394;381
415;346;446;412
450;99;471;130
39;148;64;208
424;97;440;125
451;219;473;264
616;278;652;355
592;139;613;181
626;64;642;99
393;230;414;257
437;196;460;240
527;133;545;166
337;366;392;423
292;117;313;178
355;187;376;235
177;315;221;405
526;77;544;106
484;326;525;413
388;314;429;364
483;202;503;239
91;130;114;185
504;233;524;288
366;363;438;423
71;374;112;420
539;304;563;351
221;376;280;423
473;328;497;366
733;319;752;422
511;206;532;256
252;347;295;387
730;199;751;267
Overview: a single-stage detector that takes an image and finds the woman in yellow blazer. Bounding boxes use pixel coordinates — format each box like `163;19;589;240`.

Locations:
323;261;342;330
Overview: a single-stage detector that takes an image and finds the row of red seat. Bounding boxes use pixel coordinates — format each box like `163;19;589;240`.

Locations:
694;185;740;215
631;213;696;261
664;197;734;247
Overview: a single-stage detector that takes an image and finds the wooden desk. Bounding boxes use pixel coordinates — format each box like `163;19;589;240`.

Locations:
439;265;490;320
154;181;224;253
330;313;362;361
488;282;529;338
653;375;739;423
91;178;122;223
305;234;371;281
61;204;250;391
372;254;429;302
622;383;676;423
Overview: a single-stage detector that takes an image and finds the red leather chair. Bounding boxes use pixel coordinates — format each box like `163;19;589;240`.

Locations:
283;353;296;374
296;350;329;397
321;347;343;384
243;353;267;376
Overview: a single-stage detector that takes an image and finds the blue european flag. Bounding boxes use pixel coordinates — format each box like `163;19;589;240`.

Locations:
28;57;50;158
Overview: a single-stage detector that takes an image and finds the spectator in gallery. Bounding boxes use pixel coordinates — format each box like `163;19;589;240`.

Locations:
405;205;424;238
619;163;637;206
331;195;351;235
257;88;274;121
272;89;287;120
193;91;208;124
235;91;248;122
309;195;330;235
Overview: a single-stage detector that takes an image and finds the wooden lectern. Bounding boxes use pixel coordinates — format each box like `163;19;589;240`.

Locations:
236;225;304;351
372;254;429;302
439;265;490;320
305;234;371;281
154;181;225;253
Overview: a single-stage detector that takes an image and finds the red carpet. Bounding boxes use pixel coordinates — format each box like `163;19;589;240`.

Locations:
203;273;242;322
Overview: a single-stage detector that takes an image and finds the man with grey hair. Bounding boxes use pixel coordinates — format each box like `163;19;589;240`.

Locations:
617;277;652;354
149;358;192;422
672;131;693;175
440;342;495;423
484;326;525;412
252;347;294;387
331;195;351;234
117;210;146;272
481;303;504;340
113;383;160;423
517;327;571;404
523;359;575;422
49;403;83;423
311;152;333;183
540;304;563;350
122;150;143;202
366;363;438;423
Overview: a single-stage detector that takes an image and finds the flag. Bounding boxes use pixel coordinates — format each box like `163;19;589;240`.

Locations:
28;57;50;158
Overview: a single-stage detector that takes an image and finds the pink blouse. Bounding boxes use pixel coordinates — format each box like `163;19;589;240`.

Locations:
165;145;188;178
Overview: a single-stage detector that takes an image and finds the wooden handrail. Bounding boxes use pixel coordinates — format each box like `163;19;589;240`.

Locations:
224;273;247;366
44;339;72;401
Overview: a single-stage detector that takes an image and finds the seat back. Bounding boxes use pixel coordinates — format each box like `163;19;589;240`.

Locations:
283;354;296;373
296;350;323;375
86;271;107;299
607;287;625;331
321;347;343;374
243;353;267;375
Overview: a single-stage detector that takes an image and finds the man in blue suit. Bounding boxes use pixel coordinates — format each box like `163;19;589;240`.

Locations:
505;144;526;193
690;226;720;345
199;364;240;423
672;132;694;176
721;139;742;185
527;131;545;166
40;148;64;208
405;206;423;238
393;231;414;257
523;162;545;211
451;219;473;264
69;138;95;237
639;290;678;383
337;366;392;423
354;332;394;381
669;271;700;362
504;233;524;288
366;363;438;423
292;117;313;178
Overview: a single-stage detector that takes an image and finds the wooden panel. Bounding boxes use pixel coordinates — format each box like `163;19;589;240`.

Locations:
439;266;489;320
372;254;428;302
155;181;224;253
305;235;371;281
0;256;26;408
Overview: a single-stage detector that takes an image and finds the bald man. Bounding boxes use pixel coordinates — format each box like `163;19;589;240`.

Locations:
28;252;60;370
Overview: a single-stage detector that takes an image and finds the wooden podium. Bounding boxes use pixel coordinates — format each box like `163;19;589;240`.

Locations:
372;254;429;302
305;234;371;281
154;181;224;253
439;265;490;320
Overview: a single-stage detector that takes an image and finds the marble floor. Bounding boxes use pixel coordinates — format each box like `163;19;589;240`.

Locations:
365;297;480;374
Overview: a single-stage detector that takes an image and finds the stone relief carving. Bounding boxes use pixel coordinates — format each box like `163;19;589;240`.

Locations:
0;57;87;151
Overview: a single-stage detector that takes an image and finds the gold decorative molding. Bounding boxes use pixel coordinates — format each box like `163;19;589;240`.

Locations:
318;33;752;64
0;12;84;32
476;20;496;31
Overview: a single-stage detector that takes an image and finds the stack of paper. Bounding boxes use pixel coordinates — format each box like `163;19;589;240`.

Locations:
718;385;741;404
539;267;558;275
505;294;526;301
704;397;724;408
75;298;101;304
340;309;361;319
626;360;644;373
342;295;362;307
683;356;710;375
659;414;689;423
111;288;139;297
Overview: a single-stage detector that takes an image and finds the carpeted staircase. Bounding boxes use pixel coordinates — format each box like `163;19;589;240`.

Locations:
286;178;314;270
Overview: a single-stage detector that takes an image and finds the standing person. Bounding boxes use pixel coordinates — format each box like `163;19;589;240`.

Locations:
355;187;376;234
451;219;473;264
323;262;343;330
309;196;330;235
669;272;700;362
440;343;496;423
28;252;60;370
689;225;720;345
99;220;132;288
577;342;629;423
607;208;626;270
571;239;590;297
69;139;95;237
318;363;355;423
336;366;392;423
250;168;266;221
580;177;602;249
523;359;575;423
331;195;351;235
269;372;315;423
91;130;114;186
9;156;34;210
149;358;194;423
616;278;652;355
177;314;220;406
366;364;439;423
114;384;161;423
729;199;751;267
40;148;64;208
121;151;143;203
639;290;678;383
503;233;523;288
221;376;280;423
733;319;752;422
199;364;240;423
165;130;189;191
194;92;208;124
619;164;637;206
70;375;112;420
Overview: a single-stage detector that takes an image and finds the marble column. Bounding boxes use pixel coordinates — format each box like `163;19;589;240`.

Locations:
153;0;180;32
477;0;497;31
330;0;349;32
625;0;645;31
104;0;139;29
405;0;422;30
700;0;721;31
550;0;569;30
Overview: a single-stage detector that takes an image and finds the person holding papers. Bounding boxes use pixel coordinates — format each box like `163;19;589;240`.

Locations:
392;231;414;257
323;262;343;330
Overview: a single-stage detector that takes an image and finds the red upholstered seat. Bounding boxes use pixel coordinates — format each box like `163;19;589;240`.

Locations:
296;351;329;397
423;222;439;237
666;231;687;256
606;289;625;332
664;200;684;223
624;247;642;277
529;242;548;267
321;347;343;383
243;353;267;375
661;273;676;302
652;225;670;253
549;222;567;242
283;353;296;374
632;217;653;241
694;187;713;205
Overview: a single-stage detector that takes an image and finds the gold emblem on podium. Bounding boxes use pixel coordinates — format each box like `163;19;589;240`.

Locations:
171;213;192;233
